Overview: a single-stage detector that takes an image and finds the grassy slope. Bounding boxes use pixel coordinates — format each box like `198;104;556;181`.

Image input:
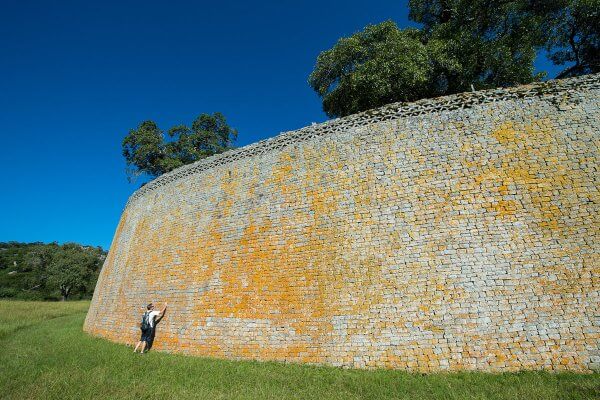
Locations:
0;300;90;339
0;301;597;400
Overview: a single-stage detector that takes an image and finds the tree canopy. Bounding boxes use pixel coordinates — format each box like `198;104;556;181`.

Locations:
309;0;599;117
308;23;438;118
123;112;237;181
544;0;600;78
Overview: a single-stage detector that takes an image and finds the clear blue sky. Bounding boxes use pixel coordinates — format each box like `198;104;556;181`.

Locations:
0;0;564;250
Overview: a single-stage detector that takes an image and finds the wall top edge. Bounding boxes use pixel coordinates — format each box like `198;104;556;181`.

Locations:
124;73;600;209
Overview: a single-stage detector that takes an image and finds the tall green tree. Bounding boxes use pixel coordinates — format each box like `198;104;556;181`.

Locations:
122;121;164;181
122;113;237;181
46;244;100;301
308;22;439;118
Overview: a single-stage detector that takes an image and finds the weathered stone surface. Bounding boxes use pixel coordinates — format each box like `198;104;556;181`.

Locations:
85;74;600;372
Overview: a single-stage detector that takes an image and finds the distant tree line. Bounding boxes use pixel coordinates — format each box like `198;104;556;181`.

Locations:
0;242;106;301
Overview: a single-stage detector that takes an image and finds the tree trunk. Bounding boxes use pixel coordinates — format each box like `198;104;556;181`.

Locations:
61;286;70;301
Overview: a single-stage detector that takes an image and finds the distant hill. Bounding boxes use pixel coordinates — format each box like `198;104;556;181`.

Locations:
0;242;106;301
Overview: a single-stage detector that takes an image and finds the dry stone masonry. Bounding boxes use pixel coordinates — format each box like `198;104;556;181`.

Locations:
85;74;600;372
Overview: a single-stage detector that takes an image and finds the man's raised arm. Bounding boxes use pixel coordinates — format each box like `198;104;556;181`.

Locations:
157;303;167;322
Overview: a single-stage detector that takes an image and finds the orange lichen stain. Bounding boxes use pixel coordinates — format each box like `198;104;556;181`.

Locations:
506;168;534;183
465;119;597;233
381;352;406;369
465;118;600;303
497;185;509;195
184;186;337;350
492;123;521;146
217;169;243;217
485;199;518;218
266;152;297;197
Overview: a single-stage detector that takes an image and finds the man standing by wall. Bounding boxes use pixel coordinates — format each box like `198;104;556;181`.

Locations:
133;302;167;354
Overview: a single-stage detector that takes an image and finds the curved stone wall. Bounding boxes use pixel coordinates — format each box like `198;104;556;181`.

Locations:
85;75;600;372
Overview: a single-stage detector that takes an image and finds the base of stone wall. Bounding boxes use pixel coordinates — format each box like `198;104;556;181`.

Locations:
84;328;597;373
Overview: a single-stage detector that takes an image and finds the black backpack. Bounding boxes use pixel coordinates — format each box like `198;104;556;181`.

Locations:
141;311;151;331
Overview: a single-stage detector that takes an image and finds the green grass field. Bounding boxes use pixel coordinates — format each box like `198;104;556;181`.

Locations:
0;301;598;400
